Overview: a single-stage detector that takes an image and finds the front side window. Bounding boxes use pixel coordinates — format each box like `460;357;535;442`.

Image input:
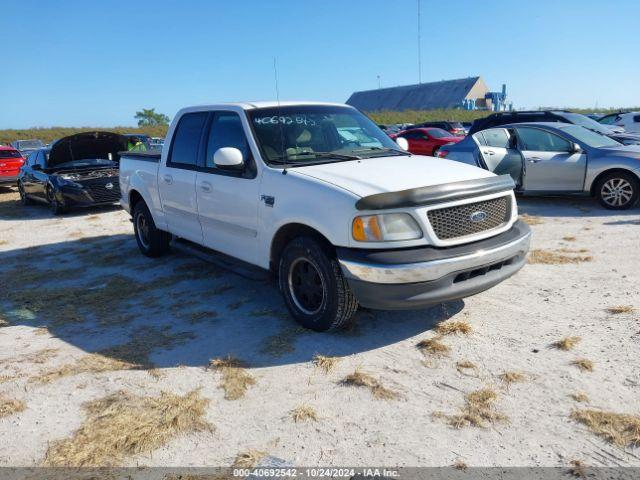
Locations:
598;115;618;125
248;105;402;164
516;127;571;152
483;129;510;148
168;112;208;167
426;128;452;139
205;112;251;169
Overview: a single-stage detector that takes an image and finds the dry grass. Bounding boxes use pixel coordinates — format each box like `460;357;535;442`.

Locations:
312;354;340;374
572;358;594;372
569;392;590;403
0;395;25;417
569;459;587;478
563;236;577;241
33;327;194;383
435;320;472;336
456;360;477;374
452;459;468;471
44;390;211;466
260;325;306;358
233;449;267;468
416;336;450;356
528;249;592;265
208;356;255;400
340;369;398;400
571;409;640;448
291;404;318;423
520;214;544;225
498;371;527;386
552;336;581;351
606;305;634;315
448;388;508;428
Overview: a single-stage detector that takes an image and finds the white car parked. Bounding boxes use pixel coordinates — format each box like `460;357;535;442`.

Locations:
119;102;530;331
599;111;640;134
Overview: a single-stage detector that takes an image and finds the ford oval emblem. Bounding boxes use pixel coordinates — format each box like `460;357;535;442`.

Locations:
105;182;114;190
470;211;488;223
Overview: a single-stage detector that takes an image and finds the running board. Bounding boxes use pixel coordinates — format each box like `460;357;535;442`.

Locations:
171;238;270;282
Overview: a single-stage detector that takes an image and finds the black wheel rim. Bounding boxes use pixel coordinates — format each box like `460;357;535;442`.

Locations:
287;258;325;315
136;213;150;249
47;188;58;210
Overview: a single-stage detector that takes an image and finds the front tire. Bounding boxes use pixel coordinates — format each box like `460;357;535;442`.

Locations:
46;185;67;215
596;171;639;210
133;201;170;257
18;181;33;205
278;236;358;332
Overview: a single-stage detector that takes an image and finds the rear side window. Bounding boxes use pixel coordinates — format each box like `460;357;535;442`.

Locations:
168;112;208;168
483;129;510;148
473;132;487;146
204;112;251;169
516;127;571;152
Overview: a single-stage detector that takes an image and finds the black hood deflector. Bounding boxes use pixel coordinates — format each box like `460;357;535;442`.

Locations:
48;131;128;167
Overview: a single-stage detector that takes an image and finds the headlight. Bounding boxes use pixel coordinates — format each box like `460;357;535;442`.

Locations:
352;213;422;242
57;176;82;188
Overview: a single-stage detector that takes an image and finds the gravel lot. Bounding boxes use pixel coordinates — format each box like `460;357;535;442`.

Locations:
0;185;639;468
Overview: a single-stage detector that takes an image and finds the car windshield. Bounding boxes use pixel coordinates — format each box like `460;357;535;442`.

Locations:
18;140;44;149
248;105;406;165
560;125;622;148
560;113;612;134
427;128;453;138
0;150;22;158
449;122;463;129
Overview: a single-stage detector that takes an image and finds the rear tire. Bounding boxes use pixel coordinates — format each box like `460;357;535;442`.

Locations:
133;201;171;257
278;236;358;332
595;171;639;210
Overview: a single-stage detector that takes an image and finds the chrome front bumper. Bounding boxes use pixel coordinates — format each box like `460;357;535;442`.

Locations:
339;228;530;284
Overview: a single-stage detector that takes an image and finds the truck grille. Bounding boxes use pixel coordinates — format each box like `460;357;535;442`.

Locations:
427;196;511;241
80;178;120;203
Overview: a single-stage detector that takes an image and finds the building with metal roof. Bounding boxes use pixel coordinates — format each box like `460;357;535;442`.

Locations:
346;76;509;111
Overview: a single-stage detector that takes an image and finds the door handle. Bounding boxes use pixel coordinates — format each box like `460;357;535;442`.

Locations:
199;181;212;193
527;157;542;163
483;150;495;156
162;174;173;184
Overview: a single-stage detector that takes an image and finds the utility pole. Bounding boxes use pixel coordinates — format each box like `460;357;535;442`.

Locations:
417;0;422;84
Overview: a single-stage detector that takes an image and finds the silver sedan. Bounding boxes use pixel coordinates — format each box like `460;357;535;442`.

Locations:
440;122;640;209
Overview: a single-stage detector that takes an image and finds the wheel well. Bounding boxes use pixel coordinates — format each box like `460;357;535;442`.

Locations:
269;223;334;272
590;168;640;196
129;190;144;211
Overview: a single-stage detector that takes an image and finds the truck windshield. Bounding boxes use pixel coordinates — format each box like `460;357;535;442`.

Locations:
248;105;406;165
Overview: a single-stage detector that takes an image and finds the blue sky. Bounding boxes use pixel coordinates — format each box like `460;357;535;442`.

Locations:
1;0;638;128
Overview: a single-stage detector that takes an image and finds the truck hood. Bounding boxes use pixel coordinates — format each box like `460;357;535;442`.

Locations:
292;155;494;198
48;131;128;168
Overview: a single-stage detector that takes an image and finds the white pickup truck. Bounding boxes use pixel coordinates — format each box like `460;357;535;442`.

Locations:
119;102;531;331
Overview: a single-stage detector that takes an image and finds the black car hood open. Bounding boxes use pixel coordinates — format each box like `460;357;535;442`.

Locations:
48;131;128;168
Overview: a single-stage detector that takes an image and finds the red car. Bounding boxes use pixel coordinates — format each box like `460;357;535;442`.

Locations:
391;127;463;156
0;146;26;185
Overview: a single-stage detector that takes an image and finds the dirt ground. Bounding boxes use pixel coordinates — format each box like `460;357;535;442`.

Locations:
0;185;639;468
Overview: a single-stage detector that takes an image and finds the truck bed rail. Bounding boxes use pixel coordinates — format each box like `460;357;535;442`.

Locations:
118;150;161;162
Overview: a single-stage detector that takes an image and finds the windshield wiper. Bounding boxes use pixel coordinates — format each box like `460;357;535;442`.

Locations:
352;147;412;157
269;151;361;164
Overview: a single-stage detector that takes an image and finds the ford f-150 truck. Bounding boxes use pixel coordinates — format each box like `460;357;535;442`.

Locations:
119;102;531;331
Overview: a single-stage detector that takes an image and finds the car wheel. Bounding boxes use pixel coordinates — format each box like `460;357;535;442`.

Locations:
46;185;67;215
133;201;171;257
278;236;358;332
596;171;639;210
18;181;33;205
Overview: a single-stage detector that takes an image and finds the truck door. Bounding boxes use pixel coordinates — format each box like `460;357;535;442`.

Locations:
195;111;261;265
158;112;207;243
477;128;523;186
515;126;586;192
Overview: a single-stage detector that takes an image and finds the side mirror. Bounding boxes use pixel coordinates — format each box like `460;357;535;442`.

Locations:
213;147;244;170
571;142;582;153
395;137;409;151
